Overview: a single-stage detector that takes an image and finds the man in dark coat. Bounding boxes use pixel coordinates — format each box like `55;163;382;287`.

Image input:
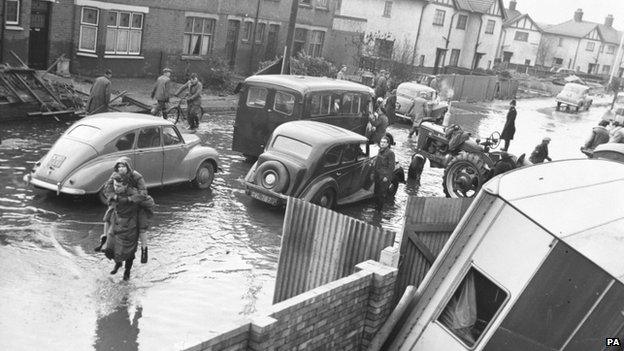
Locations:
151;68;173;119
383;89;397;125
86;69;112;114
175;73;203;130
375;70;388;101
371;135;395;211
369;100;389;145
500;99;517;151
530;137;552;163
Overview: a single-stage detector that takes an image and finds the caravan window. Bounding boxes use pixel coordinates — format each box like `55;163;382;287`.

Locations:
437;267;508;348
274;91;295;115
246;86;268;108
310;94;332;116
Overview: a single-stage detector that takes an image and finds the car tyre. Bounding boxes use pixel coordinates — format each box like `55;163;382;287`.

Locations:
312;186;336;209
192;161;215;189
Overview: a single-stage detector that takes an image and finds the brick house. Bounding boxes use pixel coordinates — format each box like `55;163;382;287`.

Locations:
540;9;623;76
334;0;506;72
2;0;338;78
498;0;542;66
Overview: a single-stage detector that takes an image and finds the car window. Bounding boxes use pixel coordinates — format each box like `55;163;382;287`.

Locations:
274;91;295;115
271;135;312;159
310;94;332;117
324;145;342;167
342;144;357;163
114;132;135;151
340;94;353;114
67;125;101;142
163;126;182;146
246;86;267;108
137;127;161;149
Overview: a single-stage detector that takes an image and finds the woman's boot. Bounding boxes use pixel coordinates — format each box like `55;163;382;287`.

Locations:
110;262;122;275
141;247;148;264
123;259;134;281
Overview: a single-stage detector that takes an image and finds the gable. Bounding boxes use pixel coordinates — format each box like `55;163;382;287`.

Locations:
487;0;503;17
585;27;604;41
507;14;542;32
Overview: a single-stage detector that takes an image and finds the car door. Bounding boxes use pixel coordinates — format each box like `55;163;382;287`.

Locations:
162;125;187;184
343;142;373;195
233;84;270;156
319;144;352;199
134;126;164;187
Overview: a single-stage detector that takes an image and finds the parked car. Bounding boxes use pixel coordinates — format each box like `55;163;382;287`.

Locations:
243;121;405;208
232;74;374;158
23;112;220;202
555;83;593;112
394;82;448;124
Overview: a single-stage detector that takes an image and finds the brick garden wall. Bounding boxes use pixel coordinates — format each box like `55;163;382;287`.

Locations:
185;260;397;351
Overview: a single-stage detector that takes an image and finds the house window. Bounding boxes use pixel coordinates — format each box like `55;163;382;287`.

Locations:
438;267;508;348
485;19;495;34
553;57;563;65
293;28;308;55
558;37;563;46
603;65;611;74
309;30;325;57
599;44;604;53
586;41;595;51
524;59;531;65
300;0;311;5
334;0;342;14
242;21;253;42
255;22;266;43
607;45;615;54
79;7;99;53
456;14;467;30
105;11;143;55
183;17;216;56
5;0;20;25
383;1;392;17
433;9;446;26
374;38;394;59
514;31;528;42
449;49;460;66
317;0;328;8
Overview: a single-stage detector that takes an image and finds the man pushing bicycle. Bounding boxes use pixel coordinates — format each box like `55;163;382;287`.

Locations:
175;73;203;131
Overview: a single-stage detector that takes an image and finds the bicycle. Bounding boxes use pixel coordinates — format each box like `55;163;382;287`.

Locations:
152;96;203;129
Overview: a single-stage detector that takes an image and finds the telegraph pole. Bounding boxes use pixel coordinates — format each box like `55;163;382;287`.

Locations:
248;0;262;75
609;32;624;86
281;0;299;74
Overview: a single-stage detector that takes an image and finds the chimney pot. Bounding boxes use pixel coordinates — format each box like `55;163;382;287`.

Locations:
574;9;584;22
605;14;614;28
509;1;517;11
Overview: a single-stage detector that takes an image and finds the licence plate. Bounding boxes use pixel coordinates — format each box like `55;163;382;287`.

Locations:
249;190;278;205
48;154;66;168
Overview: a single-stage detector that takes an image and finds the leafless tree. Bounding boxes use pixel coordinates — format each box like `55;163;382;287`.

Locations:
536;36;557;67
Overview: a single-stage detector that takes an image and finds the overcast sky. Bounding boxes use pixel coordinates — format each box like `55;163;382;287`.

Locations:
507;0;624;29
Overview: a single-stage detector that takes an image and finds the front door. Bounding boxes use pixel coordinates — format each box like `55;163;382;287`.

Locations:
434;48;447;75
473;53;484;70
29;0;50;69
225;20;240;68
264;24;279;60
588;63;597;75
502;51;513;63
134;127;164;187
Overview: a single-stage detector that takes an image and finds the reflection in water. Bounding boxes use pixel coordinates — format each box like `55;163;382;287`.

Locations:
94;296;142;351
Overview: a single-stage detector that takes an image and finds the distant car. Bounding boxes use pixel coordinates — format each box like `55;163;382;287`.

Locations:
555;83;593;112
394;82;448;123
243;121;404;208
24;113;220;202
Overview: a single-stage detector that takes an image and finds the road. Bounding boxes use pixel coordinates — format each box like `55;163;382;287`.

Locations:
0;97;610;350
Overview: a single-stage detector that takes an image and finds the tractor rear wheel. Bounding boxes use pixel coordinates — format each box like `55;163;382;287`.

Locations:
442;152;488;198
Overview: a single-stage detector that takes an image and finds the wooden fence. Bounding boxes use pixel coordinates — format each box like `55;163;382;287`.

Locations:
438;74;518;101
395;197;473;299
274;198;396;303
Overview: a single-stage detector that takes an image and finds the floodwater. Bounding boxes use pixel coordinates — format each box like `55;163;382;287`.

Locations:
0;97;609;350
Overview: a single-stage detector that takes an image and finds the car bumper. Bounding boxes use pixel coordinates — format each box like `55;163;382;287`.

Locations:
244;183;287;206
23;173;87;195
556;99;580;107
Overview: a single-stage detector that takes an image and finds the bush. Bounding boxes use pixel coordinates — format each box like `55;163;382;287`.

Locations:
290;52;337;77
198;56;233;91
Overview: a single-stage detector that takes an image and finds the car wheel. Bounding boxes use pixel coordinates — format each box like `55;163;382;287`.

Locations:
312;186;336;209
255;160;289;193
192;161;215;189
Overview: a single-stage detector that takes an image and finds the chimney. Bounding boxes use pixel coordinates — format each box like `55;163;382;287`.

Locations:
574;9;583;22
509;1;517;11
605;14;614;28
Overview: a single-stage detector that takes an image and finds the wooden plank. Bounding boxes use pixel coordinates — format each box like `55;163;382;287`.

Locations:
408;223;459;233
407;232;436;265
0;75;26;103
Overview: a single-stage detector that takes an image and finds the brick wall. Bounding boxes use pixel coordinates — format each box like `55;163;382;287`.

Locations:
184;260;398;351
1;0;32;65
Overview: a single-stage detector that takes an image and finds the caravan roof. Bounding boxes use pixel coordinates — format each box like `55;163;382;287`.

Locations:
484;159;624;282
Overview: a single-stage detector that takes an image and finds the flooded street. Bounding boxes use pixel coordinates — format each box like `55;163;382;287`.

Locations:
0;97;610;350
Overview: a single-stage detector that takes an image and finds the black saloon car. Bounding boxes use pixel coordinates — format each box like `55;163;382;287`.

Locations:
244;121;404;208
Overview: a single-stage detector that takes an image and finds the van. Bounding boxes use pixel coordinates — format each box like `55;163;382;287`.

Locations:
232;75;374;157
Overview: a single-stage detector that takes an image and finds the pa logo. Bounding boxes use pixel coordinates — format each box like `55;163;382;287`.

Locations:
606;338;621;346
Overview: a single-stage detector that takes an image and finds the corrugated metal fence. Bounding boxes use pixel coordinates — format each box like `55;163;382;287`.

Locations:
274;198;396;303
438;75;518;101
395;197;473;299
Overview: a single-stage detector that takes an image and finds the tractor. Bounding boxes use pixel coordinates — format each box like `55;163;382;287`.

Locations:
409;122;529;198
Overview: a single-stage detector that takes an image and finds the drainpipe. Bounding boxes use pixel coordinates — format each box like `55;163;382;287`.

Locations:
443;11;459;65
572;38;581;71
472;14;483;69
248;0;262;75
495;22;505;61
1;0;6;62
411;2;429;66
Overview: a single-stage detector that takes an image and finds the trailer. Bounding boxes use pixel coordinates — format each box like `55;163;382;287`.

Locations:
389;159;624;351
